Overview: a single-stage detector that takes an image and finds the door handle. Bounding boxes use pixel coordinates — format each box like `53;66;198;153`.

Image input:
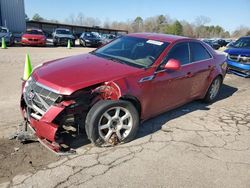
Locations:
186;72;193;78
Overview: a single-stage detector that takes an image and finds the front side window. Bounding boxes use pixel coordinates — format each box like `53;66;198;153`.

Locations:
85;33;97;38
190;42;212;62
165;43;190;65
94;36;169;68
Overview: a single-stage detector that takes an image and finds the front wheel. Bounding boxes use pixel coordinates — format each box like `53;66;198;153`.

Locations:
203;76;222;103
85;100;139;147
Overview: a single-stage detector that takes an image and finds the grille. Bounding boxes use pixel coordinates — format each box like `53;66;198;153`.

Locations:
59;38;69;43
23;77;59;115
228;54;250;64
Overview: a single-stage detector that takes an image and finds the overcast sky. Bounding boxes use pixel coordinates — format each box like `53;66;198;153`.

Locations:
25;0;250;32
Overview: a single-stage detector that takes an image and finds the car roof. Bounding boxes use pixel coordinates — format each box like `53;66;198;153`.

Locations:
240;36;250;39
127;33;188;43
27;28;43;32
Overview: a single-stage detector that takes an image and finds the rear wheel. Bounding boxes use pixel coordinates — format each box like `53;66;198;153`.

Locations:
203;76;222;103
85;100;139;147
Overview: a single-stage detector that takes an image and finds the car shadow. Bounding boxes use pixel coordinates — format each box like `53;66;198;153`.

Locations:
136;83;238;139
59;83;238;152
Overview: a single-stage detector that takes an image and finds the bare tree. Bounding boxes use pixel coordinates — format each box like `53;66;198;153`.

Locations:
76;13;84;25
62;13;237;38
195;16;211;26
232;26;250;38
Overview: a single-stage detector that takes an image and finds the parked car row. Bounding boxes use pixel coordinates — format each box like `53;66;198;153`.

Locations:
0;26;120;47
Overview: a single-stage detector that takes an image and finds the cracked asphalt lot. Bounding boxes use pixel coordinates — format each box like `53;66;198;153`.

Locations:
0;47;250;188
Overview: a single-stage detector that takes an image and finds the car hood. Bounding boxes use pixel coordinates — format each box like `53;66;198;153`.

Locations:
22;34;45;39
55;34;74;39
225;48;250;56
33;53;141;95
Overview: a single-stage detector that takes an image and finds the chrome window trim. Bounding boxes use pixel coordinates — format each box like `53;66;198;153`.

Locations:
155;40;214;73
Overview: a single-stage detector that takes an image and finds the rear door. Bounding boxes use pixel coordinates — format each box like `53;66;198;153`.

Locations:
187;42;214;98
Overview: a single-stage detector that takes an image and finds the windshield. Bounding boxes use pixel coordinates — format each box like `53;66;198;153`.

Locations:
26;30;44;35
85;33;97;38
93;36;169;68
233;37;250;48
56;29;71;35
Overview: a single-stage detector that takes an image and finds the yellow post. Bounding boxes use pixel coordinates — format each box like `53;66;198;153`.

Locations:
67;39;71;49
1;37;7;49
23;54;33;81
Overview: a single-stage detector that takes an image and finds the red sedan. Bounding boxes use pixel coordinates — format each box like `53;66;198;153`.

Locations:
20;33;227;153
21;28;46;46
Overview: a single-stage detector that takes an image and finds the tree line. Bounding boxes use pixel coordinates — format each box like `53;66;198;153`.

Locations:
30;13;250;38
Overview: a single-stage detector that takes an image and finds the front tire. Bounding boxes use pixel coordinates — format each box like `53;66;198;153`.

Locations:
203;76;222;103
81;40;86;47
85;100;139;147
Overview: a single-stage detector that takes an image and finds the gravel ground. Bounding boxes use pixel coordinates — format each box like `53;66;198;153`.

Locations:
0;47;249;188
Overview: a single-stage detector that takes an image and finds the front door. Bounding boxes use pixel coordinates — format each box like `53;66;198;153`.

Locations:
140;42;193;118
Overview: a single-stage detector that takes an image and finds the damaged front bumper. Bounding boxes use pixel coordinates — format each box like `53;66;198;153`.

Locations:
20;77;90;154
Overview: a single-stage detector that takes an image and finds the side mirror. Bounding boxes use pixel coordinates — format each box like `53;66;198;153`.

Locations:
164;59;181;71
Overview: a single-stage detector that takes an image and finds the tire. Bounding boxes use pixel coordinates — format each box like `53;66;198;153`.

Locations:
82;40;86;47
85;100;139;147
53;42;57;47
203;76;222;103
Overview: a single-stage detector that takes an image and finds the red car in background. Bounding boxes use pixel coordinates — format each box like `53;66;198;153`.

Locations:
21;28;46;46
20;33;227;153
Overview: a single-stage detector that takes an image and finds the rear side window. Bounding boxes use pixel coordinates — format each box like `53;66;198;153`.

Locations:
166;43;190;65
190;42;212;62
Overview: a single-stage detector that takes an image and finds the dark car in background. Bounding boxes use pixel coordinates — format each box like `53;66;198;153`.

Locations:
21;28;46;46
52;28;75;46
0;26;14;46
202;39;220;50
79;32;102;47
225;36;250;77
216;39;227;47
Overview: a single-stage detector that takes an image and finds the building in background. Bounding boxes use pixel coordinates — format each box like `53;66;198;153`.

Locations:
0;0;26;33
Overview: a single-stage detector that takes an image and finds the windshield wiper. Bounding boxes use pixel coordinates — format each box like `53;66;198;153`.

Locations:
105;56;127;65
91;52;126;64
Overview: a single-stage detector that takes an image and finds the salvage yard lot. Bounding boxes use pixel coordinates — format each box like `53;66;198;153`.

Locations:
0;47;250;187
